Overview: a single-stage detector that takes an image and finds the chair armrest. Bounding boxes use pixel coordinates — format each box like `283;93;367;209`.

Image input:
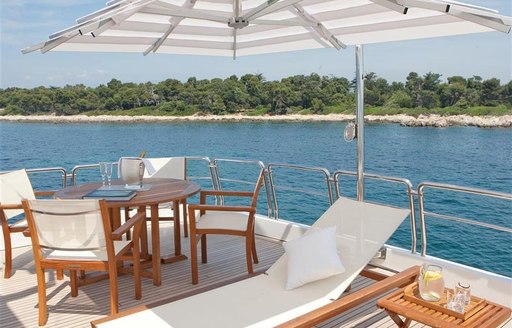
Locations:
189;204;255;213
0;203;23;210
200;190;254;204
35;190;56;197
111;212;145;239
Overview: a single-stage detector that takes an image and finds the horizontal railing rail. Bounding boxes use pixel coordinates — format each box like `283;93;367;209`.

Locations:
28;167;68;189
1;167;68;189
417;182;512;257
71;157;215;187
267;163;332;221
211;158;272;218
70;163;117;186
333;170;417;253
7;160;510;266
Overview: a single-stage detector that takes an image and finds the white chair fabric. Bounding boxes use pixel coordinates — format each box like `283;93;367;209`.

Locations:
0;169;35;277
0;169;36;220
143;157;186;179
29;199;106;250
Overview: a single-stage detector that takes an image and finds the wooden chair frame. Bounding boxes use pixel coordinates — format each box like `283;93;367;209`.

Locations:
22;199;145;326
189;169;265;284
1;187;54;279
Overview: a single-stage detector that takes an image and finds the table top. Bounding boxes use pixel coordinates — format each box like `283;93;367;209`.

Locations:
377;283;511;328
55;178;201;207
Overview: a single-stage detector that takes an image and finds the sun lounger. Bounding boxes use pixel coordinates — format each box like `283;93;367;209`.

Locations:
92;197;410;328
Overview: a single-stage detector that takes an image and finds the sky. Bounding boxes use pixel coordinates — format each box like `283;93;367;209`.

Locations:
1;0;511;89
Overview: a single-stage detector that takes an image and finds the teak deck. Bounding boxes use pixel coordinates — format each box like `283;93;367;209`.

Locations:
2;221;511;328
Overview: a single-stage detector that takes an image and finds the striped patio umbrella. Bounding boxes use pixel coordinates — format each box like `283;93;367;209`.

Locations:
22;0;511;58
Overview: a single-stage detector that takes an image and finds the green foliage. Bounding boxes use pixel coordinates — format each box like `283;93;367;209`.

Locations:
0;73;510;117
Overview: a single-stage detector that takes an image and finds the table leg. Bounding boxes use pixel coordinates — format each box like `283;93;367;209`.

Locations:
386;310;410;328
150;204;161;286
173;199;181;256
161;199;187;264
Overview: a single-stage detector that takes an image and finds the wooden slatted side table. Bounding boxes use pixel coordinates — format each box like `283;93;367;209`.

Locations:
377;283;511;328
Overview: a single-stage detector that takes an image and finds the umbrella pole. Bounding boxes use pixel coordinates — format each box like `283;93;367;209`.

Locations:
355;45;364;201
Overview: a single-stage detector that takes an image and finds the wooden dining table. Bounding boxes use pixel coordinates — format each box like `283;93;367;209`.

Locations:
54;178;201;286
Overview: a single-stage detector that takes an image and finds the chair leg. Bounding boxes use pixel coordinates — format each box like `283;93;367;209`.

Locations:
108;261;119;314
3;230;12;279
56;269;64;280
252;237;259;264
70;270;78;297
245;234;254;274
190;232;199;285
200;235;207;264
36;266;48;326
132;228;142;300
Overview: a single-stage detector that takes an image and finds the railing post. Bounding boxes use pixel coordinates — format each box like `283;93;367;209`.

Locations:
417;185;428;256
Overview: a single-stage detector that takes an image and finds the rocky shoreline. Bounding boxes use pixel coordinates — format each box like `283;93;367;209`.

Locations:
0;113;511;127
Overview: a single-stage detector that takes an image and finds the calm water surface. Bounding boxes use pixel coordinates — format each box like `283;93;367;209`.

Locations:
0;121;510;276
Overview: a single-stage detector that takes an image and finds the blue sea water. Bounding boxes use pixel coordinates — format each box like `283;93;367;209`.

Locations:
0;121;511;276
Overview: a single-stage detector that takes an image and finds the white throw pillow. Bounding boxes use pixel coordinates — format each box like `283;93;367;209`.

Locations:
284;225;345;290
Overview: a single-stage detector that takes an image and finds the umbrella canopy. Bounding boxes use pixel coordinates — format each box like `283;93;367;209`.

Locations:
22;0;511;58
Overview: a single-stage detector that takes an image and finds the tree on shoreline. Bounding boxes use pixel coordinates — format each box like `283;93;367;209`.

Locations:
1;72;510;116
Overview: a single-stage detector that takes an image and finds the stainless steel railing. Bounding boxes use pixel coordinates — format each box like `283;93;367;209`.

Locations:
6;160;511;262
71;163;111;185
27;167;68;189
70;157;214;187
417;182;512;257
267;163;333;220
211;158;272;218
0;167;68;191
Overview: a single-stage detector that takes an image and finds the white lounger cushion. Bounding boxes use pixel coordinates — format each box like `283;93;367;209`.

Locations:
284;226;345;290
95;197;410;328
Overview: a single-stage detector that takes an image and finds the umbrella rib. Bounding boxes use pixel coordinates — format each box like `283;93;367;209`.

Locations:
40;19;116;53
369;0;409;15
51;0;155;39
398;0;511;32
76;0;127;24
144;23;176;56
154;0;229;23
144;0;199;55
244;0;306;21
447;10;511;33
251;19;316;27
33;0;155;54
292;4;347;50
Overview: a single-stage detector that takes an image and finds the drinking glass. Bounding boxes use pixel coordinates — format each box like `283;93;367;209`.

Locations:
455;282;471;306
105;162;113;187
446;289;465;313
418;263;445;301
99;162;108;186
